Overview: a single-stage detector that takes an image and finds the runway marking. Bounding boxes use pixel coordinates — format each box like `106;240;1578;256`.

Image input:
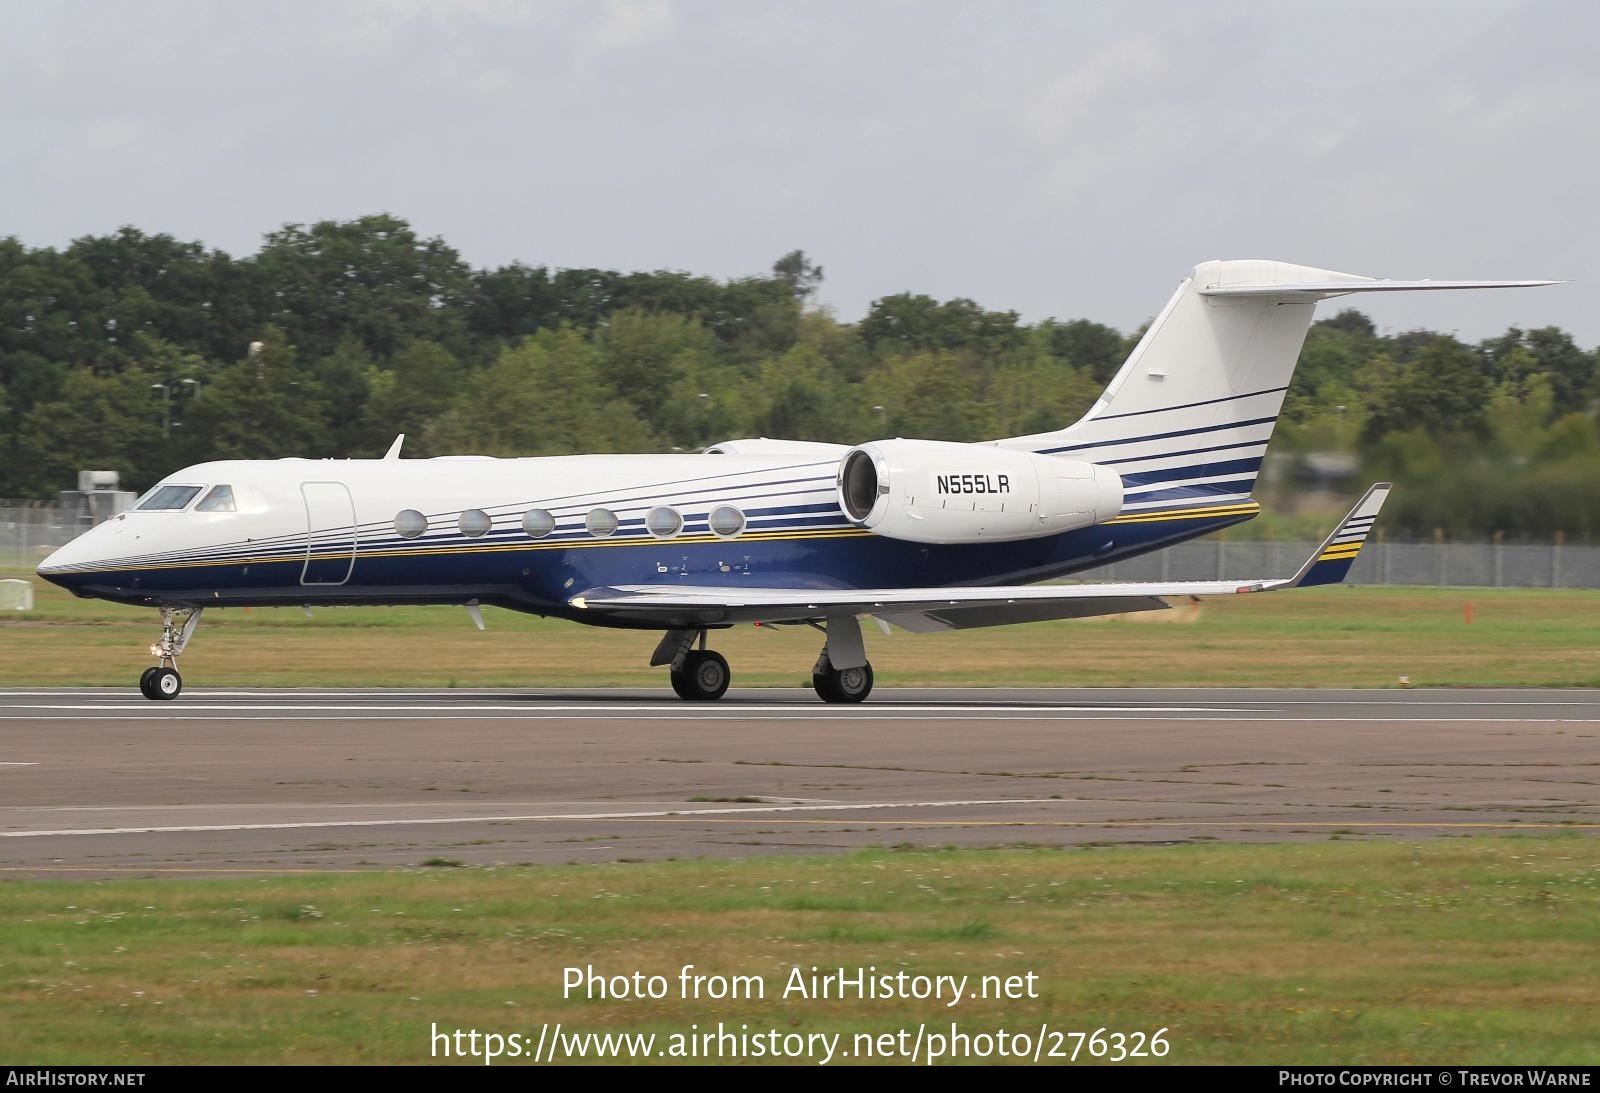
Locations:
7;689;1600;707
0;797;1053;838
4;817;1594;839
0;702;1258;714
5;714;1600;726
5;795;1596;839
0;762;38;766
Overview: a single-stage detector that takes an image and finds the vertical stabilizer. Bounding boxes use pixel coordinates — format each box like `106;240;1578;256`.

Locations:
999;260;1554;516
998;260;1350;513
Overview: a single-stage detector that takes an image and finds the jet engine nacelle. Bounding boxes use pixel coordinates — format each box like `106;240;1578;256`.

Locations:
837;439;1123;544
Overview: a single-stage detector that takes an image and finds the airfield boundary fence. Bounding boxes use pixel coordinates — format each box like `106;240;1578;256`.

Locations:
5;501;1600;589
1;502;81;569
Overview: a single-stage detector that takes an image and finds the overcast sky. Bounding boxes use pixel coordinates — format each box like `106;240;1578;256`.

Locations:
3;1;1595;345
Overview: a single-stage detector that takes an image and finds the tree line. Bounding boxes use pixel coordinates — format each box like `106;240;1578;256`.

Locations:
2;214;1595;540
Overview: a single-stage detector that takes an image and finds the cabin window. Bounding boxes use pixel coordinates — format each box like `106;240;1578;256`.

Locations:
586;508;619;538
394;509;427;539
646;506;683;539
709;504;746;538
522;508;555;538
459;509;492;538
136;484;203;511
195;484;237;512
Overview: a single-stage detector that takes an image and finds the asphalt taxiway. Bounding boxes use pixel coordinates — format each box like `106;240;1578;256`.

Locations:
2;688;1596;875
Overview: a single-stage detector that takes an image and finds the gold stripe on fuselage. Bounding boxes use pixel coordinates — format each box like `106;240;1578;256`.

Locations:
65;502;1260;576
1105;501;1259;525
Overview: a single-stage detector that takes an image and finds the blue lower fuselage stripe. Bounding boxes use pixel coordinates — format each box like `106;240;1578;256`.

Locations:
51;506;1260;614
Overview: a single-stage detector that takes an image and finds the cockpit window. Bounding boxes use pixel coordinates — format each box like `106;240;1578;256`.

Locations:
136;484;204;511
195;485;236;512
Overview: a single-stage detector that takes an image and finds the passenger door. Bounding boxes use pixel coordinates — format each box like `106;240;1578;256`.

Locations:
300;482;357;586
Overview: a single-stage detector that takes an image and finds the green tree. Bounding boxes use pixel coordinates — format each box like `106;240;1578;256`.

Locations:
1364;337;1491;441
865;351;997;442
1038;318;1128;384
14;366;167;494
772;250;824;302
424;327;654;456
254;214;473;361
177;330;330;462
595;309;719;418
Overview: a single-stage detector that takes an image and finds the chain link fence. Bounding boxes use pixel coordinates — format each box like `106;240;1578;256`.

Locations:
6;501;1600;588
0;503;84;570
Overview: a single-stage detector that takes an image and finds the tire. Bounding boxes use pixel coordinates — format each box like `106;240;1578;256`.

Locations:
670;650;730;701
813;661;873;704
151;667;182;701
138;667;160;700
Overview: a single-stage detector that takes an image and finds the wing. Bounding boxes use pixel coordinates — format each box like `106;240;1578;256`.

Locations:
569;483;1392;630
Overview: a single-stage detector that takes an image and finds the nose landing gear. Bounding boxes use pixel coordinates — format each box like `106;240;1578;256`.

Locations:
139;607;202;701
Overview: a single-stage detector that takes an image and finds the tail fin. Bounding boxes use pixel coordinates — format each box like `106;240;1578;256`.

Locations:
999;260;1555;516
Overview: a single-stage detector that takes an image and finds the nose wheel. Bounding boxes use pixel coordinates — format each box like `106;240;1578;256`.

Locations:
139;607;201;701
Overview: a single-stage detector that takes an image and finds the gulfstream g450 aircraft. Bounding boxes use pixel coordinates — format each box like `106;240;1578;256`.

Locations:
37;260;1554;702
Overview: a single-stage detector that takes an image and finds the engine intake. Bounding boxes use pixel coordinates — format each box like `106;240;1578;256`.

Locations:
837;439;1122;544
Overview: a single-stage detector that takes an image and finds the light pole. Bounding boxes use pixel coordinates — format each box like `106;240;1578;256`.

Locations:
151;384;170;440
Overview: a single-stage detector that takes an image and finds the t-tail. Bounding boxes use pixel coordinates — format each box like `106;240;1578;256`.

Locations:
998;260;1556;518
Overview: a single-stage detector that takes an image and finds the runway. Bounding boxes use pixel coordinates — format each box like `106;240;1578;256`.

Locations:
2;688;1597;875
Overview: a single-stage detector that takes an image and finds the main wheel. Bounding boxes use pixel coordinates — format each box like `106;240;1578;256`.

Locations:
813;661;873;704
150;666;182;701
671;650;730;701
138;667;161;699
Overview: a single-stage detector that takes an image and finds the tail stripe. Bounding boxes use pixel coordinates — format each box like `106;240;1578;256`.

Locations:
1038;415;1279;456
1092;384;1290;422
1120;480;1258;504
1099;438;1269;467
1119;457;1263;488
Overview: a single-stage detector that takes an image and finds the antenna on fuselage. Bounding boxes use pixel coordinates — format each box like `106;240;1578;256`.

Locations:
384;434;405;460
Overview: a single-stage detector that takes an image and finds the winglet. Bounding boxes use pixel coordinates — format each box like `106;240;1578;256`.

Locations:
1280;483;1392;588
384;434;405;460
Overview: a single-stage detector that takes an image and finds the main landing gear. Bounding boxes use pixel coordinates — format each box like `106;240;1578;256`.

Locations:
672;649;731;701
651;616;875;704
138;606;202;701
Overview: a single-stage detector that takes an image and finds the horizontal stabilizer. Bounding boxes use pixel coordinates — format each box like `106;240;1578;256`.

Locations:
1201;279;1558;300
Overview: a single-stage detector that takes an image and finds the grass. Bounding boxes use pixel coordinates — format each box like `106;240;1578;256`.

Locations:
3;569;1600;688
1;838;1597;1065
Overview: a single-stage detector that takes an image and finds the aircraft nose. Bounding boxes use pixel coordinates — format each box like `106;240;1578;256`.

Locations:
35;522;120;585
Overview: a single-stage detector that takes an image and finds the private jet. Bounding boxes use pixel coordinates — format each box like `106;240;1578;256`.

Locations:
36;260;1554;701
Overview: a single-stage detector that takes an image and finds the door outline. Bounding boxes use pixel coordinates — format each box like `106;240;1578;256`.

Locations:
300;481;357;586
